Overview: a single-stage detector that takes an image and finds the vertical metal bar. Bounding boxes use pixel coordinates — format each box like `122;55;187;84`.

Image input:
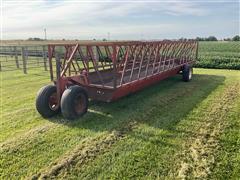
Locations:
56;53;61;82
160;43;169;72
184;42;192;63
14;46;20;69
173;42;184;67
42;46;47;71
174;42;185;65
103;46;108;67
135;45;143;71
120;46;130;86
183;42;194;64
48;45;54;81
88;46;105;86
166;43;175;70
137;44;149;79
129;45;140;82
167;42;178;69
77;47;88;71
145;45;154;77
178;42;188;65
11;46;14;58
188;42;194;62
151;44;160;74
21;47;27;74
195;41;199;61
62;45;68;70
97;46;105;70
105;46;113;68
73;50;81;73
70;54;77;75
55;52;61;109
68;46;73;76
36;46;40;66
112;45;117;89
157;43;167;73
25;46;28;62
186;42;193;63
162;43;174;71
183;42;189;64
119;46;128;70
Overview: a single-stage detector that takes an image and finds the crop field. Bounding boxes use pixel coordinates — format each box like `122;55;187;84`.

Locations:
0;41;240;179
196;41;240;69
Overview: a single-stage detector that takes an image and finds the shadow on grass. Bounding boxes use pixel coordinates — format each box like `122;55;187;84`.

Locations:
48;74;225;135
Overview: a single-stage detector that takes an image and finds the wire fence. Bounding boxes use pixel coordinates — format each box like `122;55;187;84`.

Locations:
0;45;48;73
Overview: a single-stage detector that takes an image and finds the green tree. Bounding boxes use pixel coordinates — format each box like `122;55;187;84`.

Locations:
207;36;217;41
232;35;240;41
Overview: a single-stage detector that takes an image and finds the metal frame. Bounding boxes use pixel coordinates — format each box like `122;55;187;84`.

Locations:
48;40;198;103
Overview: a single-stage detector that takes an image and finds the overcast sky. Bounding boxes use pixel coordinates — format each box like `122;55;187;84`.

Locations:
1;0;239;40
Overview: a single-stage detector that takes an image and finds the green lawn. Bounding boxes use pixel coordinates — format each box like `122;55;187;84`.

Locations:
0;67;240;179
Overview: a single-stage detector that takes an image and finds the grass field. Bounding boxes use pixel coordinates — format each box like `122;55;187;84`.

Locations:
0;41;240;179
1;67;240;179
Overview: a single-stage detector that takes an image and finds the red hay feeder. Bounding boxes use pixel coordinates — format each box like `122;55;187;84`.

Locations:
36;40;198;119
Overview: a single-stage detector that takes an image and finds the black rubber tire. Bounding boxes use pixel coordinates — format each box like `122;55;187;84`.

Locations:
36;85;60;118
182;64;193;82
61;85;88;120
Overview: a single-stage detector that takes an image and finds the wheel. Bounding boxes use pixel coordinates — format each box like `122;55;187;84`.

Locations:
182;64;193;82
61;85;88;120
36;85;60;118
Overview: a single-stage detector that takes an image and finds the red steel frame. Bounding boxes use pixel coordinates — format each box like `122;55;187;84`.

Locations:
48;40;198;106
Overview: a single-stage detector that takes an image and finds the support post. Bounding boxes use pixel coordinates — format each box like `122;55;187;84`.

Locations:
112;45;117;89
48;45;54;81
43;46;47;71
55;53;61;109
196;41;199;61
14;46;20;69
21;47;27;74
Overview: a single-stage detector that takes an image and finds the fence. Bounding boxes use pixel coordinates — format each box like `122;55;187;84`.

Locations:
0;45;48;73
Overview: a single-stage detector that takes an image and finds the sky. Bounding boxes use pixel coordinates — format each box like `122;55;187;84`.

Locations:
1;0;239;40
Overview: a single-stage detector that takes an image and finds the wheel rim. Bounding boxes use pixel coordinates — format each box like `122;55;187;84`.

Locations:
74;94;85;114
189;68;192;79
48;92;58;111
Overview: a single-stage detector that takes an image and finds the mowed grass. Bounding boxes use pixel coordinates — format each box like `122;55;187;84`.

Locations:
0;66;240;179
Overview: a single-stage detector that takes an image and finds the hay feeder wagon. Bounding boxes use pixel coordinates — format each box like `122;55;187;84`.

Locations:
36;40;198;119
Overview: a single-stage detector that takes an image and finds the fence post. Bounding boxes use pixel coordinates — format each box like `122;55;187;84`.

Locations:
21;47;27;74
43;46;47;71
14;46;20;69
11;46;14;58
25;46;28;61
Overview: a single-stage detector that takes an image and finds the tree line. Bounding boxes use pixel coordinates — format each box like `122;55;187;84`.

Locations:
195;35;239;41
26;35;240;42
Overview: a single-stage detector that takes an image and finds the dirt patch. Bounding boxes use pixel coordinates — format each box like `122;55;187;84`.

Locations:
0;123;56;151
177;83;240;179
32;121;137;179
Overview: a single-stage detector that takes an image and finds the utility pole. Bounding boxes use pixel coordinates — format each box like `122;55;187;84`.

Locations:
44;28;47;40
